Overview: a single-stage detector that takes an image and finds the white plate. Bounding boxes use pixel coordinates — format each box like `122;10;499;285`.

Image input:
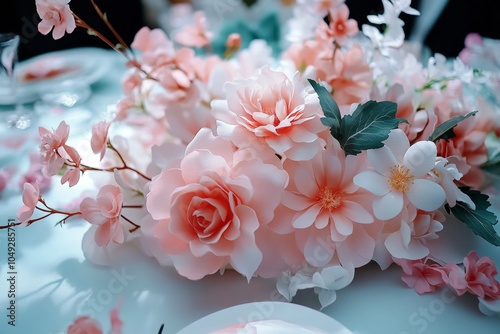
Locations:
0;47;112;105
176;302;354;334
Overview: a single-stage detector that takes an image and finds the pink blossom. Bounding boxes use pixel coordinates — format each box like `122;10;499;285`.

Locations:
91;121;111;160
60;144;82;187
131;26;173;54
225;33;242;50
316;5;358;44
394;258;447;294
146;129;288;280
17;183;40;224
212;67;327;161
110;305;123;334
270;141;376;268
443;262;468;295
36;0;76;40
67;316;102;334
66;305;122;334
0;168;15;193
39;121;70;176
18;153;52;192
175;11;213;48
463;251;500;300
282;40;324;75
316;45;372;106
80;185;125;247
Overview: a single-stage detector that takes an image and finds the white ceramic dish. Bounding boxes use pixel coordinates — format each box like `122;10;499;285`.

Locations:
176;302;354;334
0;47;112;105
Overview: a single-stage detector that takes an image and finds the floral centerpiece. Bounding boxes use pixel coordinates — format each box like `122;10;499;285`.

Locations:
5;0;500;331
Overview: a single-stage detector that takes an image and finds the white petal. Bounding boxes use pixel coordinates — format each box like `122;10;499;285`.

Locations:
367;145;398;176
353;171;390;196
383;129;409;161
404;141;436;177
373;191;403;220
406;179;445;211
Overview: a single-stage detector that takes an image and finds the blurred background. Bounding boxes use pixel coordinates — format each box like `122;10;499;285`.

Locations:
1;0;499;60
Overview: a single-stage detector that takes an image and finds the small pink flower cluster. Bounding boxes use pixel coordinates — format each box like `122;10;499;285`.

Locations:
395;251;500;302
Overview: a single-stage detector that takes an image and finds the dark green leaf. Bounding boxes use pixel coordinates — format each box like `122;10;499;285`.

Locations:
242;0;258;7
308;79;341;138
339;100;405;155
428;111;477;142
446;187;500;246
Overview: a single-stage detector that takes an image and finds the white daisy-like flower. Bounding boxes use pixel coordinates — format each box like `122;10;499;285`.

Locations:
353;129;446;220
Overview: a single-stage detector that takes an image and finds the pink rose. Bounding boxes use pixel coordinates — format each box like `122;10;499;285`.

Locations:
67;316;102;334
17;183;40;224
91;121;111;160
80;185;125;247
146;128;287;280
36;0;76;40
212;67;327;161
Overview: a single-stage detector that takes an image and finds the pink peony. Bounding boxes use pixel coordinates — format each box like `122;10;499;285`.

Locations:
146;128;288;280
174;11;213;48
463;251;500;300
17;183;40;224
80;185;125;247
36;0;76;40
91;121;111;160
67;316;102;334
212;67;327;161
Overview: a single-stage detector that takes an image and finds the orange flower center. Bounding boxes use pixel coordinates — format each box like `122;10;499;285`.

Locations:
318;187;343;211
388;165;414;193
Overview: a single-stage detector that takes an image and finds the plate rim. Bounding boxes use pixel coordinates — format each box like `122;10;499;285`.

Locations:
176;301;353;334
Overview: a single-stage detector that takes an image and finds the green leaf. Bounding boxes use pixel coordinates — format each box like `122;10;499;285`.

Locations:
339;100;405;155
242;0;258;7
446;187;500;246
308;79;341;138
428;111;477;142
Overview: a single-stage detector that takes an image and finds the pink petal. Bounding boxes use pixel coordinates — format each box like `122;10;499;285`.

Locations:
292;203;322;228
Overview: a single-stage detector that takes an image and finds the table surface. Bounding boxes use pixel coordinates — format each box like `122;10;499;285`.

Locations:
0;48;499;334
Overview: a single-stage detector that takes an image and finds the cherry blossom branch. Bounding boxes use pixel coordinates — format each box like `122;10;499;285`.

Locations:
89;0;130;51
